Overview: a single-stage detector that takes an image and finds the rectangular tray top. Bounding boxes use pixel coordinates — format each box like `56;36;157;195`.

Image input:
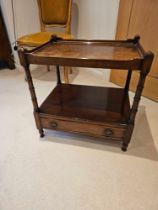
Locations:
26;39;145;69
40;84;130;125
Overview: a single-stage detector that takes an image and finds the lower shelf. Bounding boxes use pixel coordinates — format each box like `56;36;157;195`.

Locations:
40;84;130;124
39;84;130;140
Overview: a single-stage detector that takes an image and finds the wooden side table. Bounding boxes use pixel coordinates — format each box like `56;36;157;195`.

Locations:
18;35;154;151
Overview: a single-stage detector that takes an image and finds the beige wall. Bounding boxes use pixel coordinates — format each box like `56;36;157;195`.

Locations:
1;0;40;40
72;0;119;39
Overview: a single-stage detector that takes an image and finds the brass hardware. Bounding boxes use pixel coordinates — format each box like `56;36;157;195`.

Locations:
50;121;58;129
104;128;113;137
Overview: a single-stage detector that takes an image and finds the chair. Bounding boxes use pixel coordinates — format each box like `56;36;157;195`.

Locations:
17;0;73;83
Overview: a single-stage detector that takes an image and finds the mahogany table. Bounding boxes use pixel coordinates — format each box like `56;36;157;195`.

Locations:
18;35;154;151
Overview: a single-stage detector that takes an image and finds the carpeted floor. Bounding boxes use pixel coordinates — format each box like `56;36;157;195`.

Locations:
0;67;158;210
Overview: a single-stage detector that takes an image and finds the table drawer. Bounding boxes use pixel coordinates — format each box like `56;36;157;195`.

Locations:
40;116;125;140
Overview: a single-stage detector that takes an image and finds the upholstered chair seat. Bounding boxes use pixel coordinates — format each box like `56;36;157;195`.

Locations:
17;0;73;83
17;32;73;47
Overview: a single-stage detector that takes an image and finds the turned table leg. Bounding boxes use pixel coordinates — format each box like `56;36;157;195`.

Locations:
122;53;153;151
56;65;61;84
122;72;147;151
19;49;44;137
64;66;69;83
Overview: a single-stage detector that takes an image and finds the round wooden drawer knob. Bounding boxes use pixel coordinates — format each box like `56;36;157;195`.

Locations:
104;128;113;137
50;121;58;129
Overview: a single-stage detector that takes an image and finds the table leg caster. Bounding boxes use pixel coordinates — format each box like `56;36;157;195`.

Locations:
39;130;44;138
121;143;128;152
